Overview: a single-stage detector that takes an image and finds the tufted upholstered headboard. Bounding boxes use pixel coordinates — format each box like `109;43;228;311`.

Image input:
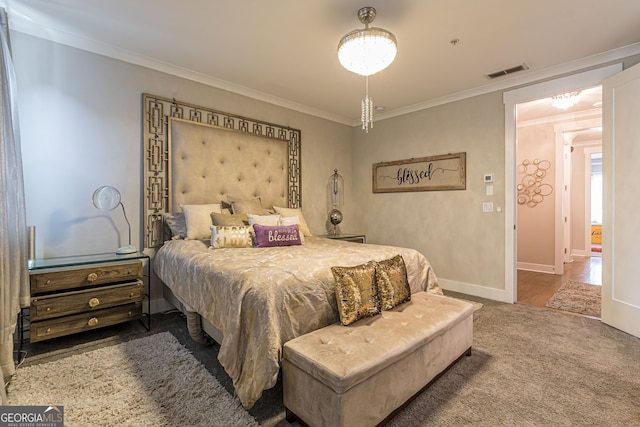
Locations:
142;94;301;249
169;118;288;212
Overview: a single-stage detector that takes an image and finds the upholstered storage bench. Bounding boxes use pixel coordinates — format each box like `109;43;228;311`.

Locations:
282;292;473;427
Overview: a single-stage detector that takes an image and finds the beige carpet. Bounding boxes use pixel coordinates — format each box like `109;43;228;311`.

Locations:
544;280;601;318
6;332;258;427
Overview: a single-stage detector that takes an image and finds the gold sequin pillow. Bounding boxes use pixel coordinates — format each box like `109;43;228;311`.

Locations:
375;255;411;310
331;261;380;325
210;226;253;249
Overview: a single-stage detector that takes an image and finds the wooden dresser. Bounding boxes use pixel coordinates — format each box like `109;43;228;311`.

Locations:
26;252;150;343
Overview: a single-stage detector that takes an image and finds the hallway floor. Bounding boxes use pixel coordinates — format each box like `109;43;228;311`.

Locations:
517;255;602;309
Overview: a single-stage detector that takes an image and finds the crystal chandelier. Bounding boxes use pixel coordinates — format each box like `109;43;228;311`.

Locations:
338;7;397;132
551;91;580;110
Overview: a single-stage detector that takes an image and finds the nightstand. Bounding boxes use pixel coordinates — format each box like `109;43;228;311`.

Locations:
319;233;366;243
22;252;150;344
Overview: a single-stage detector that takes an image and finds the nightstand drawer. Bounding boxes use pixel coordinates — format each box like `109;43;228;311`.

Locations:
30;303;142;342
336;235;366;243
30;261;142;294
319;233;366;243
30;280;144;321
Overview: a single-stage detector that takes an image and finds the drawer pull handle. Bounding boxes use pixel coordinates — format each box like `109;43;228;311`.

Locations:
46;307;51;312
88;297;100;308
87;273;98;282
88;317;99;327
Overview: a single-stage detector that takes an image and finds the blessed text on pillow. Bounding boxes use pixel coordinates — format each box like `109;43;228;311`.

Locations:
253;224;303;247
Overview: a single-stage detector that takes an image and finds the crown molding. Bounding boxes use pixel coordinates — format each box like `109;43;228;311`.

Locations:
373;43;640;124
5;4;640;128
5;10;352;126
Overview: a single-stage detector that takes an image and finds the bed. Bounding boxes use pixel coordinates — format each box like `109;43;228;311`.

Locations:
142;94;442;408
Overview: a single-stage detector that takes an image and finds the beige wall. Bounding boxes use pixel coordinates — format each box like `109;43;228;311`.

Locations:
516;112;602;272
13;30;640;303
13;33;353;261
351;93;507;292
516;123;557;268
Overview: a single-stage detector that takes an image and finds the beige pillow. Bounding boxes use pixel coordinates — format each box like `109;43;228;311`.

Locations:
272;206;312;236
181;203;222;240
229;197;271;215
210;226;253;248
375;255;411;310
211;212;247;226
331;261;380;326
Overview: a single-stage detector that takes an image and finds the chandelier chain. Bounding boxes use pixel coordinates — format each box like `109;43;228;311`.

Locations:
362;76;373;133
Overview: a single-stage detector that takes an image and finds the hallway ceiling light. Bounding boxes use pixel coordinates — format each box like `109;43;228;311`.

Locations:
338;6;397;133
552;91;581;110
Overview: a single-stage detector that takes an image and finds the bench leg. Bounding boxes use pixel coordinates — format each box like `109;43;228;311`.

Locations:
285;408;294;423
285;408;309;426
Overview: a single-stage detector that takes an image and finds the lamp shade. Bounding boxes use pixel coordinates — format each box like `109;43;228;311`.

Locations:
338;27;397;76
92;185;137;254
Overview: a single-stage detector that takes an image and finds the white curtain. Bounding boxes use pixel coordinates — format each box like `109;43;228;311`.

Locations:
0;8;29;404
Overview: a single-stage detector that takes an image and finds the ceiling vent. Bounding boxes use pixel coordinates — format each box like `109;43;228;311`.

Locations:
485;63;529;80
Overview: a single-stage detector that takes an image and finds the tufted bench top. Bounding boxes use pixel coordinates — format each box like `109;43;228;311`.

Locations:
283;292;473;394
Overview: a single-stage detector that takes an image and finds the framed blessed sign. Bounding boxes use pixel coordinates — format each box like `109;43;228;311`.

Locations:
373;152;466;193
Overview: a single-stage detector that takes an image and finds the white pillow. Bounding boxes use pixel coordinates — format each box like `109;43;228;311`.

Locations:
279;215;305;243
210;225;253;248
247;213;281;226
272;206;312;236
181;203;222;240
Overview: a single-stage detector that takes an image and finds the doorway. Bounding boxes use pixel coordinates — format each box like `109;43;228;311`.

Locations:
514;88;603;309
503;64;621;304
586;150;603;257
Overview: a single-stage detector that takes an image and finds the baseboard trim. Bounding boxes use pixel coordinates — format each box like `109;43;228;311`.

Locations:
439;278;511;303
517;262;555;274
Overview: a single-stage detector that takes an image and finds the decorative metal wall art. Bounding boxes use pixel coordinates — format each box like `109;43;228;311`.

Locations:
142;93;301;248
373;152;466;193
517;158;553;208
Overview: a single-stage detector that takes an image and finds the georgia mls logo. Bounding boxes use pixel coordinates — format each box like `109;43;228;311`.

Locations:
0;405;64;427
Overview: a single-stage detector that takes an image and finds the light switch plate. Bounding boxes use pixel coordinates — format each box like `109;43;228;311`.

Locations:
483;202;494;212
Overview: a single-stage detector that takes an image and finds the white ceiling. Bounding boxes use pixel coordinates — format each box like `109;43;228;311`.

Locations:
2;0;640;126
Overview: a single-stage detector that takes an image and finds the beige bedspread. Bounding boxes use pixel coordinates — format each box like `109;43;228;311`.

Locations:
154;236;442;408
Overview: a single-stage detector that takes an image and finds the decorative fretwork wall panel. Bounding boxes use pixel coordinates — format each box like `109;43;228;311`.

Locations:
142;93;302;248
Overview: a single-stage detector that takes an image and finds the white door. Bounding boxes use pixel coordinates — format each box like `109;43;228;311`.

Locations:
601;63;640;338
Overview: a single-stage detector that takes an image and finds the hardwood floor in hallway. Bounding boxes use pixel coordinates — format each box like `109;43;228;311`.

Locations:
517;255;602;309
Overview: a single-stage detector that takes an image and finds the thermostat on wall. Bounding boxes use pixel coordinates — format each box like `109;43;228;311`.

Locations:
483;173;494;183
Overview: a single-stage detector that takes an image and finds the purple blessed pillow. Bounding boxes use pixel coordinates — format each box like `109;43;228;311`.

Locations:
253;224;303;247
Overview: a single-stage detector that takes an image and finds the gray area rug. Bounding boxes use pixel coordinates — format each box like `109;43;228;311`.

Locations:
544;280;601;318
6;332;258;427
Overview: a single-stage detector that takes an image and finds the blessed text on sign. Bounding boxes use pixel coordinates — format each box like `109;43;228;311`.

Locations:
373;152;466;193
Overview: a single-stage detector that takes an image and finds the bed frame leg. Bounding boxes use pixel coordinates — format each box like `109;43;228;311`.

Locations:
185;311;213;345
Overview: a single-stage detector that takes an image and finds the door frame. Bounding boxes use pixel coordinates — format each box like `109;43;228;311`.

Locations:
584;146;602;255
503;64;622;303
